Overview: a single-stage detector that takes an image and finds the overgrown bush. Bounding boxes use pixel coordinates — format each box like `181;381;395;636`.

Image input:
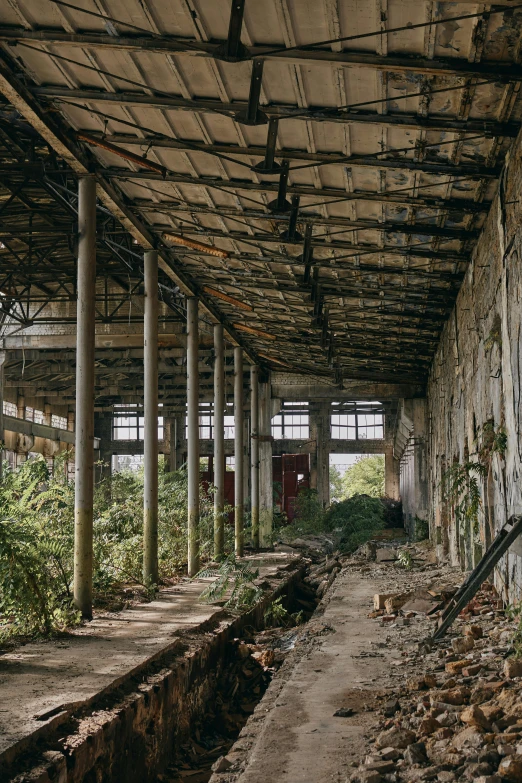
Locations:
324;494;385;552
0;454;232;642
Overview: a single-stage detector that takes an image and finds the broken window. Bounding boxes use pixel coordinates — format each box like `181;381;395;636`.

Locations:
185;402;235;440
330;402;384;440
113;404;164;440
271;401;309;439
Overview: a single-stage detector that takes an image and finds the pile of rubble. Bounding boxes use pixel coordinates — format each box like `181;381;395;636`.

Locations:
350;582;522;783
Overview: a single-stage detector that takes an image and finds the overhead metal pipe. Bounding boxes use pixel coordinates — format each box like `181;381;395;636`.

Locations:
143;249;159;587
187;297;200;576
234;346;244;557
73;175;96;619
250;365;260;549
214;323;225;560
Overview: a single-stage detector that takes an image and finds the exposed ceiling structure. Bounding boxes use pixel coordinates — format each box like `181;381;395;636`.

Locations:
0;0;521;387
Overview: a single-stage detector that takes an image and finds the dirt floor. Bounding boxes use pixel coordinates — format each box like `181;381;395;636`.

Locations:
0;553;296;762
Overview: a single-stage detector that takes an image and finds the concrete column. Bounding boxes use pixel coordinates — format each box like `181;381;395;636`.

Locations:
43;403;52;426
143;249;159;586
250;365;260;548
74;175;96;619
312;402;330;508
259;378;273;546
168;416;182;471
187;297;200;576
67;410;75;432
0;351;5;481
385;450;401;500
17;392;25;420
213;323;225;559
234;346;244;556
94;412;112;481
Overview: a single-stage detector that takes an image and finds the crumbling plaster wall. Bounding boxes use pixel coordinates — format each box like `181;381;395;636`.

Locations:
427;134;522;602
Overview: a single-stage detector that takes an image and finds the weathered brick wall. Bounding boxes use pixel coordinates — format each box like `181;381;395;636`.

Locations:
427;133;522;602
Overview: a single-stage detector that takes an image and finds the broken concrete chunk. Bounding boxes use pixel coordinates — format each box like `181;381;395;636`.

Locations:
419;717;442;735
504;659;522;679
451;637;475;655
445;660;471;675
350;769;382;783
452;726;485;750
434;687;470;705
498;755;522;781
465;624;484;639
212;756;233;773
383;699;401;717
384;593;412;614
376;727;416;749
334;707;354;717
404;742;428;765
379;748;401;761
460;705;491;730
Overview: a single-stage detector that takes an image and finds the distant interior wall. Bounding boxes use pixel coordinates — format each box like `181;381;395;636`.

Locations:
426;129;522;603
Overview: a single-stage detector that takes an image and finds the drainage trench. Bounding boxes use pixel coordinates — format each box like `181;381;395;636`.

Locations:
4;556;336;783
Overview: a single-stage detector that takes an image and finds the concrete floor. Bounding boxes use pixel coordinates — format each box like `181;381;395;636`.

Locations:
0;553;295;762
217;563;440;783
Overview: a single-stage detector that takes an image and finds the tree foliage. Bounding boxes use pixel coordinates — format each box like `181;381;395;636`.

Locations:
339;455;385;499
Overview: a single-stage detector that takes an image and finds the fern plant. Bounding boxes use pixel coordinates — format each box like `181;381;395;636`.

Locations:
442;461;488;537
197;555;263;612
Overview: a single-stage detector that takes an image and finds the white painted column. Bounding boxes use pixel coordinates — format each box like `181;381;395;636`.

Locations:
250;365;260;548
214;323;225;559
73;175;96;619
143;249;159;586
234;347;244;556
187;297;200;576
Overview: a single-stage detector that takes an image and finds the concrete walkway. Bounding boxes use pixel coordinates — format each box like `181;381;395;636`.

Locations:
221;565;435;783
0;553;295;762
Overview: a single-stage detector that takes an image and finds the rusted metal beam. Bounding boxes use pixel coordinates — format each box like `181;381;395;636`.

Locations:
79;131;506;176
32;86;520;139
6;29;522;78
0;50;259;362
108;169;486;213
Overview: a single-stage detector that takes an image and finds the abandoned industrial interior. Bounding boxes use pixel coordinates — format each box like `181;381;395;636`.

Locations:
5;0;522;781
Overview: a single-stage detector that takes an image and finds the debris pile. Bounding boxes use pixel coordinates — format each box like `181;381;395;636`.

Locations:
349;582;522;783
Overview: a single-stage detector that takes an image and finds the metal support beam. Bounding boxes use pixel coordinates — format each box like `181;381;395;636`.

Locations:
214;323;225;560
143;249;159;586
13;30;522;78
74;175;96;619
236;59;267;125
250;365;260;549
234;346;244;557
252;117;281;174
268;160;291;213
187;297;200;576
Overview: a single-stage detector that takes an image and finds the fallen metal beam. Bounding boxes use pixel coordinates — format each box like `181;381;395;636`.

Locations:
432;514;522;641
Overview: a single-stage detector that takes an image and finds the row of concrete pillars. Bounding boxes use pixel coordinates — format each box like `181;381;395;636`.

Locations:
72;177;270;618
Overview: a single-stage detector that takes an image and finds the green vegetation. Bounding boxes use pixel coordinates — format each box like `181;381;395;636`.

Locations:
197;555;262;612
281;486;385;554
329;456;385;501
324;494;385;552
0;454;231;642
442;460;488;536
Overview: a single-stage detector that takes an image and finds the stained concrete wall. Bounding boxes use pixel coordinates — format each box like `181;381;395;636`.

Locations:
426;131;522;602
